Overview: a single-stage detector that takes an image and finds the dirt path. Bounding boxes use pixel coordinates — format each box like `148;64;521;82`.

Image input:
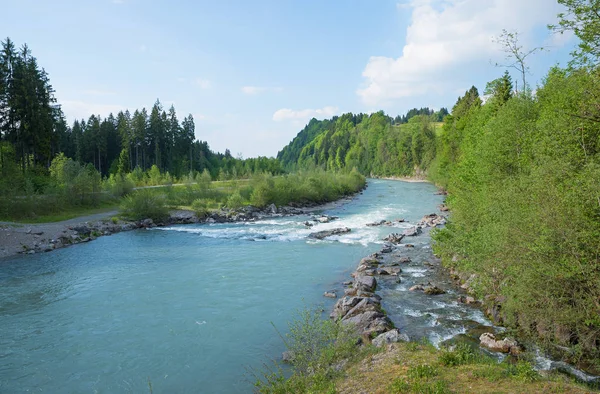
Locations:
0;209;119;260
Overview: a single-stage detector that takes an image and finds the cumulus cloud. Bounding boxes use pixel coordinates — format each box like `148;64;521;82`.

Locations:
241;86;283;95
357;0;565;106
272;106;339;122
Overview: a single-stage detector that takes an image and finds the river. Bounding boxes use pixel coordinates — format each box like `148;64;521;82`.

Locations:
0;179;495;393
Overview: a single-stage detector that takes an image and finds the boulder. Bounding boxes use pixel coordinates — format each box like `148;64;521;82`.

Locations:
140;218;155;228
366;220;388;227
323;291;337;298
331;296;363;320
317;215;338;223
383;233;404;244
71;225;90;235
423;286;446;295
354;275;377;292
397;256;412;264
372;329;409;347
402;226;422;237
479;333;521;354
380;246;393;254
342;312;393;337
418;214;446;228
308;227;351;240
282;351;295;363
266;203;278;215
409;284;424;292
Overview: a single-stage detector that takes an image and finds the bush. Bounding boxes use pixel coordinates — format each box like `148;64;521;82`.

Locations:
253;307;364;393
120;189;169;222
226;191;245;210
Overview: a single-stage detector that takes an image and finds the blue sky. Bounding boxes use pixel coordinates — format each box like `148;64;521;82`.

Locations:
2;0;575;157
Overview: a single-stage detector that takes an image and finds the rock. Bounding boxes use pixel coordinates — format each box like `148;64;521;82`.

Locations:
397;256;411;264
380;246;393;254
72;225;91;235
266;203;278;215
395;218;406;223
331;296;363;319
342;312;393;337
304;221;314;228
317;215;338;223
479;333;521;354
282;351;295;363
323;291;337;298
206;217;216;224
140;218;155;228
409;284;424;292
383;233;404;244
423;286;446;295
380;266;402;276
372;329;408;347
342;281;352;286
354;275;377;292
439;204;449;212
308;227;351;240
366;220;387;227
418;214;446;228
404;244;414;248
402;226;422;237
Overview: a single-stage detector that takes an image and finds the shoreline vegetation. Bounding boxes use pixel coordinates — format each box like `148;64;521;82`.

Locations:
255;207;597;393
0;169;366;259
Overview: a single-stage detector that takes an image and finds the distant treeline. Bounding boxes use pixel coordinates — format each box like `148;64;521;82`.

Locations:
0;37;281;196
277;109;447;176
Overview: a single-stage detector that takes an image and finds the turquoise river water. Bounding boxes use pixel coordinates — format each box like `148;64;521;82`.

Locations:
1;180;479;393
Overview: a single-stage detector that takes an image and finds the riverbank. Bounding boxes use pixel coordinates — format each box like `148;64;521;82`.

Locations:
0;194;362;260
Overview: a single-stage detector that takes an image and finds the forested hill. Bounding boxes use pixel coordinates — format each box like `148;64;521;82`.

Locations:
276;108;447;176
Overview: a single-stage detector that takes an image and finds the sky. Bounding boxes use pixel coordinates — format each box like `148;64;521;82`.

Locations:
1;0;576;158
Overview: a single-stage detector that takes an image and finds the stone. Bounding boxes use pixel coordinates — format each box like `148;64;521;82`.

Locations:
409;284;424;292
372;329;408;347
418;214;446;228
404;244;414;248
479;333;521;354
266;203;278;215
308;227;351;240
323;291;337;298
423;286;446;295
402;226;422;237
380;246;393;254
366;220;387;227
140;218;155;228
342;312;393;337
354;275;377;292
282;351;295;363
397;256;411;264
383;233;404;244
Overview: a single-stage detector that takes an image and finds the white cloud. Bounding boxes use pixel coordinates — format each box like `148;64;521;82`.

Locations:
272;106;339;122
195;78;211;89
358;0;565;107
241;86;283;95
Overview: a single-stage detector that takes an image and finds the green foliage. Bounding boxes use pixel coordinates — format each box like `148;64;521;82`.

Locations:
226;191;244;209
120;189;169;222
438;343;482;367
551;0;600;65
253;306;365;394
432;67;600;367
277;111;440;177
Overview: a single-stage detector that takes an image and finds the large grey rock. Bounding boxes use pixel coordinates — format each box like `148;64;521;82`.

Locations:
266;203;277;215
308;227;351;240
423;286;446;295
354;275;377;292
383;233;404;244
330;296;362;319
402;226;422;237
372;329;409;347
342;311;393;336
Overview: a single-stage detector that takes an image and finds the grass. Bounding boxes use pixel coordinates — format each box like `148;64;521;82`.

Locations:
0;203;119;224
333;341;596;394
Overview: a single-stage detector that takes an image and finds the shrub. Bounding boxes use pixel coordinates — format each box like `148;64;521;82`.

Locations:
120;189;169;222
